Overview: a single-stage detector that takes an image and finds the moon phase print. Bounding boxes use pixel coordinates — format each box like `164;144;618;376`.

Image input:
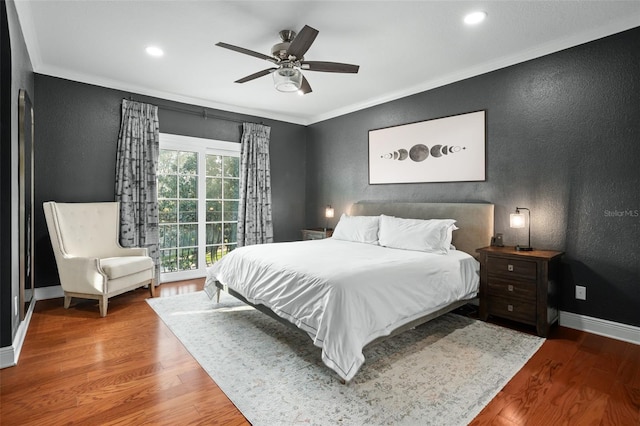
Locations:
368;110;485;184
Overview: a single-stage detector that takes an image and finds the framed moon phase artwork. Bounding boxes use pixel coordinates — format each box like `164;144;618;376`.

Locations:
368;110;486;184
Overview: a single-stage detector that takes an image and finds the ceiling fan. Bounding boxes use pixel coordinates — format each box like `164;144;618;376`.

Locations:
216;25;359;95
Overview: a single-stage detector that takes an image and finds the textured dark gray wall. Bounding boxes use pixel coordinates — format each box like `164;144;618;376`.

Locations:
34;75;306;287
306;28;640;327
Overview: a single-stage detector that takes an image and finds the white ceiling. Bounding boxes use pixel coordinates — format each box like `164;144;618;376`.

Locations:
15;1;640;125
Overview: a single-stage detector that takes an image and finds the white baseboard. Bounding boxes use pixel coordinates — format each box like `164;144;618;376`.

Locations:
34;285;64;300
559;311;640;345
0;344;16;369
1;286;61;369
0;298;36;369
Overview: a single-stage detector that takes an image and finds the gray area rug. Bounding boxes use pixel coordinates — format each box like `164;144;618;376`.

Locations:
147;291;544;426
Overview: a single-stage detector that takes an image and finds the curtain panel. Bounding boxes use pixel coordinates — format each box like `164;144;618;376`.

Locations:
115;99;160;277
237;123;274;246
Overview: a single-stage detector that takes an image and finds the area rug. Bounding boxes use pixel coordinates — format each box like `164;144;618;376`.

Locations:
147;291;544;426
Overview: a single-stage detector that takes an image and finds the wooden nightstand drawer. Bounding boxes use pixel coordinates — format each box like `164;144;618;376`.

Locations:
487;257;537;280
486;295;537;325
487;277;536;301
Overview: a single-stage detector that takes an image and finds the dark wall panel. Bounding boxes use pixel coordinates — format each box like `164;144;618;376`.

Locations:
306;28;640;327
1;0;14;348
34;75;306;287
2;0;34;347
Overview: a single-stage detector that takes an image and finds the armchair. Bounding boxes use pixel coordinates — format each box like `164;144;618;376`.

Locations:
43;201;155;317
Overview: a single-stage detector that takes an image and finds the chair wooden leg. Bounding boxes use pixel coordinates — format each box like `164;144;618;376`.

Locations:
99;296;108;317
63;295;72;309
148;279;155;298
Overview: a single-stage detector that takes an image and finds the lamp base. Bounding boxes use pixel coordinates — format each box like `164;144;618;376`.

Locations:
515;245;533;251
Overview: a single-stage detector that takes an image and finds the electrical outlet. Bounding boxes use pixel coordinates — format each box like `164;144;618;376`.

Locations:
575;285;587;300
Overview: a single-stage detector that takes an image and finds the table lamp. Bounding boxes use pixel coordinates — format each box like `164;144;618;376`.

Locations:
510;207;532;251
324;205;334;232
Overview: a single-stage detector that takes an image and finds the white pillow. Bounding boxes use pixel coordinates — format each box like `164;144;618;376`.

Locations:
331;214;379;244
378;214;457;254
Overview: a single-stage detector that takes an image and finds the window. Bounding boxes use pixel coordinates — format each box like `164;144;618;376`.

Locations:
204;154;239;264
158;133;240;282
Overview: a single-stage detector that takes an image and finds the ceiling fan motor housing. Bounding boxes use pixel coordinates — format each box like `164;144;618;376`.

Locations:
271;41;291;60
272;29;298;60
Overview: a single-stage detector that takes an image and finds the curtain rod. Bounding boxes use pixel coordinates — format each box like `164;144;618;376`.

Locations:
126;96;259;125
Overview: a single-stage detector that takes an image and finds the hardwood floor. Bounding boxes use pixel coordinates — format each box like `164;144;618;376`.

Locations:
471;323;640;425
0;280;249;426
1;279;638;425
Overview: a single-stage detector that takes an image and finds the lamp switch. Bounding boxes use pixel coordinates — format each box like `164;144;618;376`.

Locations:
575;285;587;300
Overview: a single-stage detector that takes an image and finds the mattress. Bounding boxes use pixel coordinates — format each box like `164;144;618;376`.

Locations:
205;238;480;381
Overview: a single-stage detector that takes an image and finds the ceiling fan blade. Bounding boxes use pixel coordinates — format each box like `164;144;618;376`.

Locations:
216;42;276;63
299;75;312;95
235;68;277;84
287;25;319;58
301;61;360;73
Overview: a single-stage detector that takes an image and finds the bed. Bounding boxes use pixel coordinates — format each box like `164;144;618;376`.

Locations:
205;201;494;382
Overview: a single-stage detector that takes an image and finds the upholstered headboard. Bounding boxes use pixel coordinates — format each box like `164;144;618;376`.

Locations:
348;202;494;257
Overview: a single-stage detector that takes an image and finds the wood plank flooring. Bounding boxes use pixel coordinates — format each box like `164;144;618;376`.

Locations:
1;279;638;425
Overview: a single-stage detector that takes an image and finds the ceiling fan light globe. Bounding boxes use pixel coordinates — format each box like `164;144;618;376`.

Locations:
273;68;302;92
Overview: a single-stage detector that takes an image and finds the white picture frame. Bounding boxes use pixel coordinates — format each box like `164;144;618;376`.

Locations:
368;110;486;184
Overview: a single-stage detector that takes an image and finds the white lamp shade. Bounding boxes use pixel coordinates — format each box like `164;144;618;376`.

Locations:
325;206;335;218
510;213;525;228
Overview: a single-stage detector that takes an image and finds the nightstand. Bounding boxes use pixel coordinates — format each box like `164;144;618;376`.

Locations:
476;246;563;337
301;228;333;240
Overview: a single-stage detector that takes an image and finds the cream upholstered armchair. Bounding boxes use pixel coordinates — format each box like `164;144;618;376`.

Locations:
43;201;155;317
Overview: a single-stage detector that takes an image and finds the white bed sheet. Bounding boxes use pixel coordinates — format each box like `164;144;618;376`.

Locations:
205;238;479;381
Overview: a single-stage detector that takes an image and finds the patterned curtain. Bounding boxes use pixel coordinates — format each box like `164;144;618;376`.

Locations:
237;123;273;246
115;99;160;277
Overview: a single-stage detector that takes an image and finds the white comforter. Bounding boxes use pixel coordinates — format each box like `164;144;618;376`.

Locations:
205;238;479;381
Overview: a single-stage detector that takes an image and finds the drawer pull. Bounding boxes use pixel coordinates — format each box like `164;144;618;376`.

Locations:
508;284;514;292
507;264;514;272
507;304;514;312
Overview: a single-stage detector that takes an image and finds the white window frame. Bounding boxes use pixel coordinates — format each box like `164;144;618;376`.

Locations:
159;133;240;283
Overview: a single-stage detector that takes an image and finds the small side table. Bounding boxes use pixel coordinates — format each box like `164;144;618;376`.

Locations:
301;228;333;241
476;246;563;337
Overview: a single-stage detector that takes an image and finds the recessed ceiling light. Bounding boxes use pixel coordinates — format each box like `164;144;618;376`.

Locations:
464;11;487;25
145;46;164;57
